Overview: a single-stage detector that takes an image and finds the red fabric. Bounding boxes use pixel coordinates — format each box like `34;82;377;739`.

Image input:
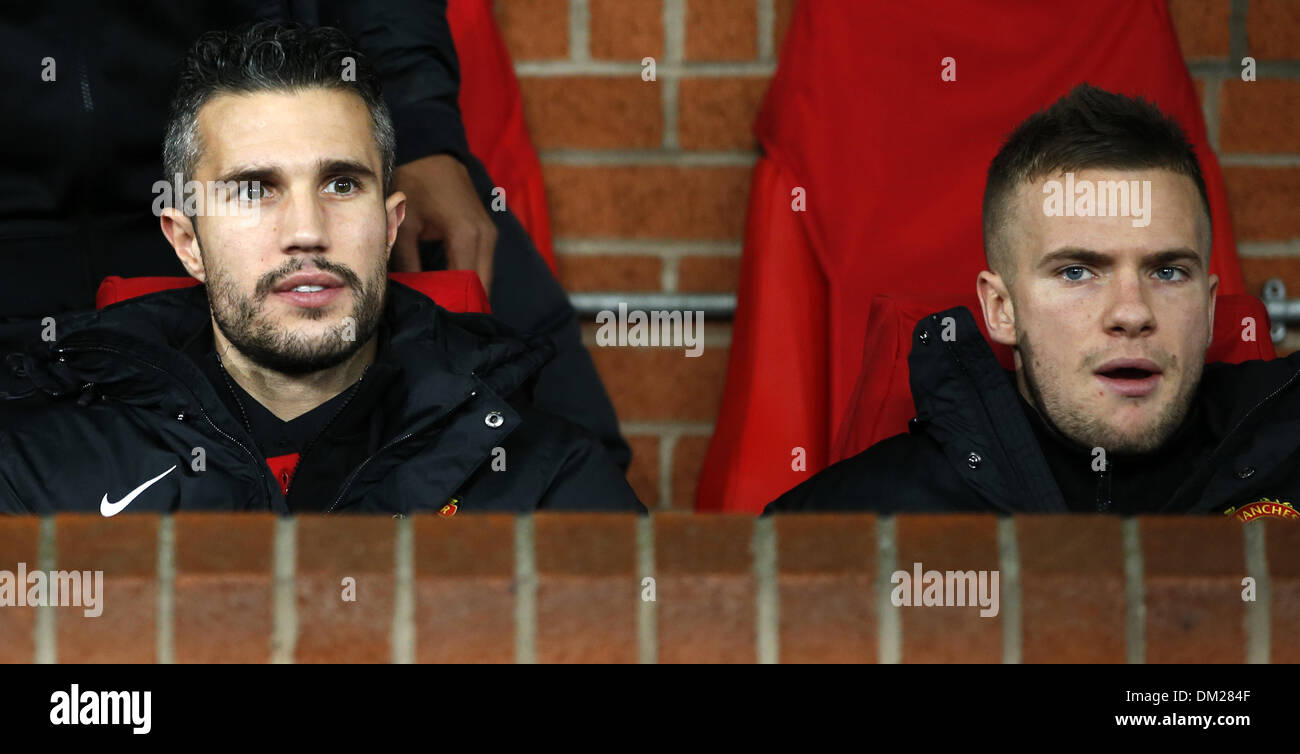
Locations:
833;293;1278;462
697;0;1246;513
95;270;491;313
448;0;557;276
265;453;301;498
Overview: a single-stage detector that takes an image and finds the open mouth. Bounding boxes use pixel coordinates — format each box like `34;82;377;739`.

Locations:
271;271;346;309
1094;359;1162;397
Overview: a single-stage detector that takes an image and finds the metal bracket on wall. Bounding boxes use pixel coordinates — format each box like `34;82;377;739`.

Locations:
569;293;738;321
1262;278;1298;344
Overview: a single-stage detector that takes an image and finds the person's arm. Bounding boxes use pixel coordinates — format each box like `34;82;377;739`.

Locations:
318;0;468;165
315;0;497;285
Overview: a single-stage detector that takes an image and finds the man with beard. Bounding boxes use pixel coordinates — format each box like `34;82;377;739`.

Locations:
0;23;641;515
767;84;1300;516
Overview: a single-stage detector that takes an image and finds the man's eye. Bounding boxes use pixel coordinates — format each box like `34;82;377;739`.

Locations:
239;183;268;201
1060;266;1093;282
325;177;357;194
1154;266;1188;282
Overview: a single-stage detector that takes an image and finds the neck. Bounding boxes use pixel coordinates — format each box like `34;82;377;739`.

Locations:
212;323;377;421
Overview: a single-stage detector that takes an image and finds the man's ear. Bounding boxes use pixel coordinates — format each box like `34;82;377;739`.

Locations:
1206;271;1219;348
160;208;206;282
385;191;407;253
977;270;1017;346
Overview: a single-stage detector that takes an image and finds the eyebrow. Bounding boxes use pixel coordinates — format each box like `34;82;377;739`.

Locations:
212;158;378;186
1036;247;1205;270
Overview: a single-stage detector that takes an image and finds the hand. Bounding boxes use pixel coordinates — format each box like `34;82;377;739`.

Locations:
391;154;498;294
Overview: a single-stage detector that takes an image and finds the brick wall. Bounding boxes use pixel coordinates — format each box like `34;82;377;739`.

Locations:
2;513;1294;663
492;0;1300;510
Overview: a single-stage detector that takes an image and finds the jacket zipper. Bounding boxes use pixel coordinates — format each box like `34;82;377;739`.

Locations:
325;387;480;514
281;369;368;500
56;344;273;509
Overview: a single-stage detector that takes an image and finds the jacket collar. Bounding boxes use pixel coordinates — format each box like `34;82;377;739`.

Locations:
908;306;1300;513
15;281;555;445
908;307;1065;512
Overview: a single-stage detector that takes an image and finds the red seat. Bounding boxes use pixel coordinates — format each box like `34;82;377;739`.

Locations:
449;0;557;276
697;0;1247;513
95;270;491;313
833;293;1277;462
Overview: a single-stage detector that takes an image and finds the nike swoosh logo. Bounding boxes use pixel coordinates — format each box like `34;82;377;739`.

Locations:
100;465;177;517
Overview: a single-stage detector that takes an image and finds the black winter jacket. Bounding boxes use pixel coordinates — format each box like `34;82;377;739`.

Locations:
0;283;643;515
767;306;1300;515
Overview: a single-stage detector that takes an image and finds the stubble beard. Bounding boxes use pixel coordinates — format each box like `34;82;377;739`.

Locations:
206;251;388;376
1016;327;1201;455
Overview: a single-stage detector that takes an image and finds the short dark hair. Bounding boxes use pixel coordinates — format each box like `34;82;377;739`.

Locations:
163;21;395;201
982;83;1212;279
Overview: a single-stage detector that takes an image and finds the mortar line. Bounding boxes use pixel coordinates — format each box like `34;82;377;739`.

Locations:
875;516;901;664
156;515;175;664
570;0;590;62
754;516;779;664
637;516;658;664
1122;518;1145;665
757;0;776;61
514;515;538;664
392;517;415;664
997;517;1022;664
271;517;297;664
34;516;56;664
1243;521;1271;664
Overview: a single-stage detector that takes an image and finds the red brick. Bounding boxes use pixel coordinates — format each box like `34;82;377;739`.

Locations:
1247;0;1300;60
0;518;39;663
1265;521;1300;663
557;253;662;292
1222;167;1300;242
685;0;758;61
678;254;741;292
54;514;157;663
413;515;515;663
1168;0;1231;59
543;165;752;239
591;0;663;60
775;514;877;663
173;514;275;663
626;434;661;508
534;514;639;663
654;513;755;663
590;342;728;422
894;515;1001;663
295;516;395;664
671;434;713;510
495;0;569;60
678;77;768;150
1140;517;1245;663
1240;257;1300;300
774;0;796;55
1220;80;1300;153
1017;517;1126;663
519;77;662;149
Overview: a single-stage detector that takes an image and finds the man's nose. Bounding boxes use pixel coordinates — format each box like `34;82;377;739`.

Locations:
1102;270;1156;336
280;190;330;252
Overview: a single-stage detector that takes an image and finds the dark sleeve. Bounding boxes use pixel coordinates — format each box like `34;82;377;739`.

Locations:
315;0;471;166
0;434;31;514
537;422;646;514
